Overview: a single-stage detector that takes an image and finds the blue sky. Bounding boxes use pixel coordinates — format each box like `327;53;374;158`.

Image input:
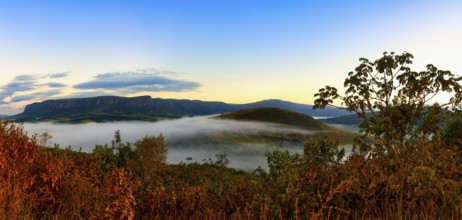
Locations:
1;0;461;114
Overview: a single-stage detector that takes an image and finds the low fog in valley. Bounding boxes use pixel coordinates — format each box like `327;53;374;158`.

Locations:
22;116;328;170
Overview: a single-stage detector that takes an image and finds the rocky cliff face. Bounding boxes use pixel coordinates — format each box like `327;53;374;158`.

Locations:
22;96;155;117
18;95;235;118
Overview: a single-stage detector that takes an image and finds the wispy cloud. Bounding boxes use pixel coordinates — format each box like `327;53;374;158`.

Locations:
10;91;62;103
48;73;69;78
2;75;40;96
47;83;67;88
0;69;201;115
0;75;41;104
73;71;200;93
0;73;69;109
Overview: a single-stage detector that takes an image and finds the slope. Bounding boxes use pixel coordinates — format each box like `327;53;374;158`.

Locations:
218;107;328;130
216;107;361;144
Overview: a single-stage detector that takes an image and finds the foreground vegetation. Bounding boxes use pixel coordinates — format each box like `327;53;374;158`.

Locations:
3;52;462;219
3;118;462;219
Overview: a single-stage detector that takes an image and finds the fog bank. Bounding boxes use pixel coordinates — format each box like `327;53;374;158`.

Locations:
22;117;322;170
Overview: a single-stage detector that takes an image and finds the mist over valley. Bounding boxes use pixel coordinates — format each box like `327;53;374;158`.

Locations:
22;114;356;171
14;96;360;170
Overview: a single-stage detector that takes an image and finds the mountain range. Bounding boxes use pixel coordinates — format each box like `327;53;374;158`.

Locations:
13;95;349;123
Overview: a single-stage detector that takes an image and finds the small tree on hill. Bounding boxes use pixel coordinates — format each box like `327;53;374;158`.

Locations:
314;52;462;156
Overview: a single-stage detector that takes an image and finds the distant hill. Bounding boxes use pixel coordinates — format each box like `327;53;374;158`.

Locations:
217;107;328;130
13;96;233;122
12;96;349;123
237;99;347;117
216;107;362;144
319;112;374;125
319;113;361;125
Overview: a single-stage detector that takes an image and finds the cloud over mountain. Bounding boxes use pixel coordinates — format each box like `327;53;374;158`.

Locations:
73;71;200;93
10;91;62;103
0;69;201;114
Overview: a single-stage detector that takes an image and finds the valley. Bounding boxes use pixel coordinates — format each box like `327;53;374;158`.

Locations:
21;104;361;170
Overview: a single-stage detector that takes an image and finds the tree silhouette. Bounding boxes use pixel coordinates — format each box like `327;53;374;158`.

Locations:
314;52;462;156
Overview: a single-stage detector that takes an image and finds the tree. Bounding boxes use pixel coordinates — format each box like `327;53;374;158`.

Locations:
93;144;119;170
92;130;134;170
130;134;167;189
313;52;462;156
112;130;134;168
442;116;462;147
36;131;53;147
313;52;462;218
203;151;230;168
266;150;300;177
133;134;167;165
112;130;122;148
303;138;344;168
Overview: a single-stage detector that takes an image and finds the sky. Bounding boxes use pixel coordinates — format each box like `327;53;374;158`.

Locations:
1;0;461;115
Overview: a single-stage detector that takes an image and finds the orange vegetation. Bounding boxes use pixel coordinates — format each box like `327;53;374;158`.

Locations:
2;120;462;219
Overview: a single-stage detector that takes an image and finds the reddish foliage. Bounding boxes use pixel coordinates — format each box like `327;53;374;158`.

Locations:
2;119;462;219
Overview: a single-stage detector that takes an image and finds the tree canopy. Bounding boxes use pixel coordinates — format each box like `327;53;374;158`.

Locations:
314;52;462;155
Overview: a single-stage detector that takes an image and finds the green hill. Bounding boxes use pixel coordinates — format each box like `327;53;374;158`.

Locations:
319;113;367;125
216;107;362;144
217;107;328;130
